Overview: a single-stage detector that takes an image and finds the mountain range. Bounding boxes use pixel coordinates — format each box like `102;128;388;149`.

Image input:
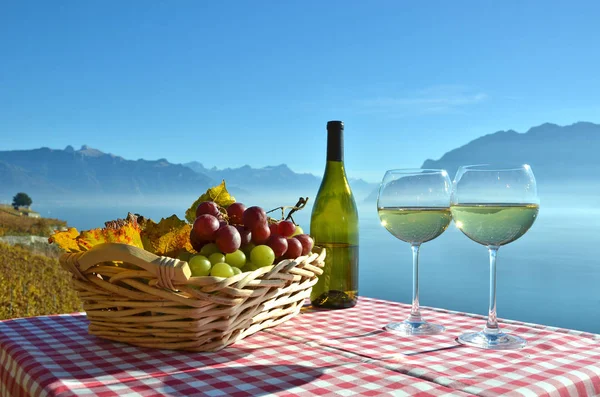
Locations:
0;145;375;202
2;121;599;204
184;162;320;191
422;121;600;180
0;146;213;197
184;161;376;198
365;121;600;202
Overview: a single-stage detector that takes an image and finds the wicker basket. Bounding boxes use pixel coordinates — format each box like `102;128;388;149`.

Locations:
59;243;325;351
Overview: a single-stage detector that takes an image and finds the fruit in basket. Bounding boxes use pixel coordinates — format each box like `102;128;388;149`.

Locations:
189;231;208;252
215;225;241;253
49;180;317;280
241;243;256;257
225;250;246;268
177;250;193;262
185;181;236;223
210;262;235;278
243;206;268;229
227;202;246;225
193;214;220;240
200;243;220;257
278;220;296;237
250;245;275;267
292;225;304;236
285;237;303;259
295;234;314;256
195;201;222;219
235;225;252;245
266;235;288;257
188;255;212;277
251;223;270;244
269;223;280;236
208;252;226;265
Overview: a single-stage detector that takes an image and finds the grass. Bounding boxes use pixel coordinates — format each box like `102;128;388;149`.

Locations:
0;204;66;237
0;241;82;320
0;204;80;320
0;205;21;216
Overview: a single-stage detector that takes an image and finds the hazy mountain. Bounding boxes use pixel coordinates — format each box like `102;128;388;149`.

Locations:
0;146;214;198
0;161;64;194
184;161;378;202
184;162;321;190
422;122;600;180
365;121;600;202
0;146;375;204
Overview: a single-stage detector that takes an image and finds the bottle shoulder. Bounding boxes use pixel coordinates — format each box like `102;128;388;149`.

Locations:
315;164;356;196
312;186;359;214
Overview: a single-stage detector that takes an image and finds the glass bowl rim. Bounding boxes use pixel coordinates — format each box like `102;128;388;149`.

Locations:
383;168;450;176
456;164;533;172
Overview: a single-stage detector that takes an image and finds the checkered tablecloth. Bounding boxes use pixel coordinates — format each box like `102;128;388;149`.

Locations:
1;298;599;396
271;298;600;396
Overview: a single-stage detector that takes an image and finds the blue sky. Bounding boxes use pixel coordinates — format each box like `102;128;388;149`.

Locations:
1;1;599;182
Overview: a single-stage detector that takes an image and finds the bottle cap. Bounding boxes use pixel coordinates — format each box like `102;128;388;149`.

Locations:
327;121;344;130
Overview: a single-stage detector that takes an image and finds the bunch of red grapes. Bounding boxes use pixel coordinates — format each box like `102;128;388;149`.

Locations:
190;201;314;267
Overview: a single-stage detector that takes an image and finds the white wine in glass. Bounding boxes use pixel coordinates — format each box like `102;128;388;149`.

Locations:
451;164;539;349
377;169;452;335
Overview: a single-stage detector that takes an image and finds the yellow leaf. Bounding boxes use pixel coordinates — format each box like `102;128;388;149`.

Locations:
141;215;192;257
48;227;81;253
77;222;144;251
49;213;144;252
185;180;236;223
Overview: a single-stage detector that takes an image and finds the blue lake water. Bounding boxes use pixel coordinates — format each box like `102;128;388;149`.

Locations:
35;193;600;334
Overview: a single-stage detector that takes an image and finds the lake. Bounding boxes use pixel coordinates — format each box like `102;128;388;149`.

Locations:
34;190;600;334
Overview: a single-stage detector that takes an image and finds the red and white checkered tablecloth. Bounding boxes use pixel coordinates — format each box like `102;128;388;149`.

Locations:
271;298;600;397
0;308;467;397
1;297;599;397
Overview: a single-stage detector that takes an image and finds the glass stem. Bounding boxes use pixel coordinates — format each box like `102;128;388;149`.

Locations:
484;246;500;335
408;243;423;323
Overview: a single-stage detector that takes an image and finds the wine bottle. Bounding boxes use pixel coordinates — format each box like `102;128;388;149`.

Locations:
310;120;359;309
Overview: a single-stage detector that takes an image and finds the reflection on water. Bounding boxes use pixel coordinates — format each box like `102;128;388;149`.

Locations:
34;193;600;334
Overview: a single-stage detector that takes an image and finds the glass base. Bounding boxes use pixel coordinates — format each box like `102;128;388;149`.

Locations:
385;320;445;336
457;330;526;350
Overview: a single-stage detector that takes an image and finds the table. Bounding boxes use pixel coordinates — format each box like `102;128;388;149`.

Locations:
1;297;599;397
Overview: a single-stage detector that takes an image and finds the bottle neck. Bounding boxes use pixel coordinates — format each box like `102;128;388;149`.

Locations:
327;129;344;162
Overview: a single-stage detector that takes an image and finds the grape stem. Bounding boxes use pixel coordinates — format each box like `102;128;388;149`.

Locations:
266;197;309;224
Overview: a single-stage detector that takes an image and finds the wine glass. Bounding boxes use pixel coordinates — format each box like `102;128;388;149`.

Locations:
451;164;539;349
377;169;452;335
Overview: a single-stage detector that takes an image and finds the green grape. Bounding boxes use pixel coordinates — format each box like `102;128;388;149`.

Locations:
177;251;193;262
210;262;235;278
292;225;304;236
250;245;275;268
245;261;258;271
208;252;225;265
200;243;220;257
188;255;212;277
232;266;242;275
225;250;246;268
241;243;256;257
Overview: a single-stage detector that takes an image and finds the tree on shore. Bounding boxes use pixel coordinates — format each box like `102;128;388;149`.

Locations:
12;192;33;209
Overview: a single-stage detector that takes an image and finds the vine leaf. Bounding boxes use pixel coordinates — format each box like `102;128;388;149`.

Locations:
49;214;144;252
48;227;81;253
185;180;236;223
140;215;192;257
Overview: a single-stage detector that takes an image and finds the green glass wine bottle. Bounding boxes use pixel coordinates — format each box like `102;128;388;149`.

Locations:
310;120;359;309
